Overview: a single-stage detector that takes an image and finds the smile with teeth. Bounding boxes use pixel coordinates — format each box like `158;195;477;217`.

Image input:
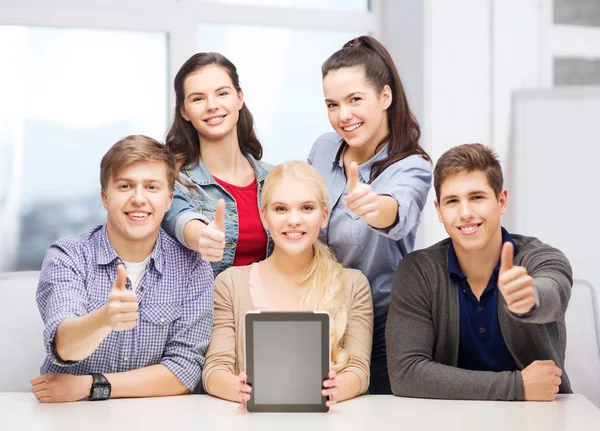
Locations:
126;212;150;219
458;223;481;233
343;123;363;132
283;232;304;238
205;116;225;124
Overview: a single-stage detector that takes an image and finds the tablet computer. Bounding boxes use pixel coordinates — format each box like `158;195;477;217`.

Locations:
244;311;330;413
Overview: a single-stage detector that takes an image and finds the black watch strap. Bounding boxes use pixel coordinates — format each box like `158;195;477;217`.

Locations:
89;373;111;401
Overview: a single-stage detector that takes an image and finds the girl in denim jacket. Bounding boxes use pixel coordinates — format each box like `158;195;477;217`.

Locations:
162;53;273;277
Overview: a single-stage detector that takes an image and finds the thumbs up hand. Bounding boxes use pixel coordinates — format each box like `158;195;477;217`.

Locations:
105;264;138;331
345;162;380;224
197;198;226;262
498;242;536;314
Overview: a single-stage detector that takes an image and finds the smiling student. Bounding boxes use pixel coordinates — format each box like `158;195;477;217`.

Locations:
162;52;272;277
202;161;373;409
386;143;573;401
31;135;213;403
308;35;432;394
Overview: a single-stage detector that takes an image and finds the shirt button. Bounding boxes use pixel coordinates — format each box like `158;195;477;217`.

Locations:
479;327;486;334
337;202;343;208
225;243;235;248
123;356;129;361
160;318;165;323
478;306;484;312
462;289;466;294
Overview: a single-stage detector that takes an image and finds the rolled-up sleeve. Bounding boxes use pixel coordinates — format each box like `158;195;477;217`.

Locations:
371;156;432;241
37;244;88;367
161;257;214;391
162;182;210;250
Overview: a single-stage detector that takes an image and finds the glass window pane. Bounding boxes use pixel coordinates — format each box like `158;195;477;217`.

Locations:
0;26;167;272
196;0;368;12
554;0;600;27
554;57;600;86
196;24;362;165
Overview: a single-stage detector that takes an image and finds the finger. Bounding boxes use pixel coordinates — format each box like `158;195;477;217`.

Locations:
326;399;338;407
199;253;224;263
322;379;337;389
347;193;377;214
116;311;139;322
503;284;535;305
239;399;247;410
346;162;359;192
115;264;128;291
554;385;560;394
30;375;46;386
508;297;536;314
32;387;49;397
500;242;514;273
200;228;226;243
211;199;226;232
108;297;139;314
38;397;54;403
498;266;528;288
554;376;562;386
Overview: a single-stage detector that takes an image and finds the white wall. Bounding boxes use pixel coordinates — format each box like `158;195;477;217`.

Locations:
379;0;550;248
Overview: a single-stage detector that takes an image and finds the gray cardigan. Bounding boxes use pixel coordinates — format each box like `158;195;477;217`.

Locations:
386;234;573;400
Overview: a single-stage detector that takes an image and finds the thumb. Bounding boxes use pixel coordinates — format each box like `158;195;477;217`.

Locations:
346;162;359;192
115;264;127;290
211;199;226;232
500;241;514;273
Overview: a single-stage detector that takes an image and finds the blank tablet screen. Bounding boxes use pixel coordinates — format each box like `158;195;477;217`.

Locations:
252;320;323;404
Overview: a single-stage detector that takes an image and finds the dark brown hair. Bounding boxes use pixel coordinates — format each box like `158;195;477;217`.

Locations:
322;35;430;182
166;52;262;170
100;135;176;191
433;143;503;202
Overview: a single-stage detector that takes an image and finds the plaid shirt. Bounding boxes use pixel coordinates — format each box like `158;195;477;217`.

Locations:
36;225;214;390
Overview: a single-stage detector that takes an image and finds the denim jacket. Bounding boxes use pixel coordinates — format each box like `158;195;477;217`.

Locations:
162;153;274;277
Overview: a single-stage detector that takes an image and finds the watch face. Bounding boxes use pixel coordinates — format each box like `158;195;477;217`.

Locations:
93;385;110;400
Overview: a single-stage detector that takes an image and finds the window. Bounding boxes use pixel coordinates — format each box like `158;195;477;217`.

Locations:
196;23;362;164
0;26;167;271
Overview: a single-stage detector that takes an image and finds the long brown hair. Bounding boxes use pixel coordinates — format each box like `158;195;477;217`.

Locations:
166;52;263;170
322;35;431;182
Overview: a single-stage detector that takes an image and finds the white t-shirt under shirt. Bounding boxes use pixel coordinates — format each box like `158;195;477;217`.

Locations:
122;255;150;290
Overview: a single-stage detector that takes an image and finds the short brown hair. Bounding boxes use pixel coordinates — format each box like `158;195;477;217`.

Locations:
100;135;176;191
433;143;503;202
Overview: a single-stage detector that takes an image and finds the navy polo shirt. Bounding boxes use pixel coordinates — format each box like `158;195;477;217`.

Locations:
449;227;519;372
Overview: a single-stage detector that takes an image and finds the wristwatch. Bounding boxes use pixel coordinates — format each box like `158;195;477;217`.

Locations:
89;373;111;401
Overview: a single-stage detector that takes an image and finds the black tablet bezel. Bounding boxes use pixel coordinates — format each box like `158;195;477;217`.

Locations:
245;311;330;413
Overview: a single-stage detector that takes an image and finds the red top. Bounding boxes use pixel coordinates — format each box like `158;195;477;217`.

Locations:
214;176;268;266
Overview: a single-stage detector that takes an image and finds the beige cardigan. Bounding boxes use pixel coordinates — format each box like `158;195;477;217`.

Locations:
202;264;374;395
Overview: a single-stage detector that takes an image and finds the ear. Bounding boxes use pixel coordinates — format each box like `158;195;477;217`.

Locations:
259;207;269;230
101;189;108;210
434;199;443;224
320;206;330;229
180;106;190;122
166;191;174;211
380;84;392;110
237;89;244;111
498;189;508;215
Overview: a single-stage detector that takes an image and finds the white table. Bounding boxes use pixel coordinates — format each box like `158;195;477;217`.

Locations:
2;393;599;431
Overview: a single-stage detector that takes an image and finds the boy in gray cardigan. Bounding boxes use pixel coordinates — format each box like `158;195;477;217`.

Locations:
386;143;572;401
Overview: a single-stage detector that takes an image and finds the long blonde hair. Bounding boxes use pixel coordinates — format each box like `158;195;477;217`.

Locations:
261;161;350;372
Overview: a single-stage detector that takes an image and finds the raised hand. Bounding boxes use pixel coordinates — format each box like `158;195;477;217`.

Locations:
498;242;536;314
198;199;226;262
105;264;138;331
521;360;562;401
345;162;380;224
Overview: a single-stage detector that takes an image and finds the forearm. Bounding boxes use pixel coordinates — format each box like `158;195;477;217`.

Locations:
336;371;362;402
205;370;240;402
54;307;111;362
183;219;207;251
106;364;189;398
389;358;524;401
368;195;399;229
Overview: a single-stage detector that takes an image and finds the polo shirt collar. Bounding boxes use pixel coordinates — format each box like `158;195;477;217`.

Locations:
448;226;518;280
